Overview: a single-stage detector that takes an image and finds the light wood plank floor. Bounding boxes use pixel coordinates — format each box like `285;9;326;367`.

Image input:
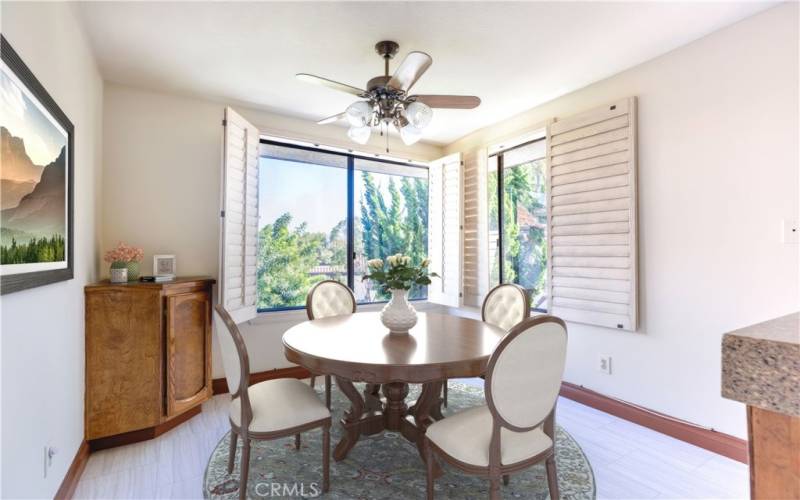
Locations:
75;383;749;499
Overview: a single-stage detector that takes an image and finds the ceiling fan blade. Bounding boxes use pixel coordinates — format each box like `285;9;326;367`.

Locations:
413;95;481;109
387;51;432;93
317;112;346;125
296;73;366;97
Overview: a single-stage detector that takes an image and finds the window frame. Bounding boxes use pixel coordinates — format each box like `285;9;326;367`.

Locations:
257;138;430;313
489;137;548;313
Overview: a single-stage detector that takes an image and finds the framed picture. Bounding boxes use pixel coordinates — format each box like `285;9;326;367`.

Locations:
1;36;74;295
153;254;176;277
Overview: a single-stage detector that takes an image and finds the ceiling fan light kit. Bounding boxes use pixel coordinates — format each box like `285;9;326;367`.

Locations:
297;40;481;150
347;125;372;145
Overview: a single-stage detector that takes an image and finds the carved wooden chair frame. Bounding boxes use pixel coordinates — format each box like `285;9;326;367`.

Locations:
305;280;357;409
215;304;332;500
425;315;567;500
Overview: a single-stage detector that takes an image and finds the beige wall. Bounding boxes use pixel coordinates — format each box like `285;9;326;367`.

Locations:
102;84;443;279
0;2;104;497
101;85;443;376
447;3;799;438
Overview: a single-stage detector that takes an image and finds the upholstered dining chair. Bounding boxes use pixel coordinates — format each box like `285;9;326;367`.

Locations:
481;283;531;331
443;283;530;406
214;305;331;500
424;315;567;500
306;280;357;409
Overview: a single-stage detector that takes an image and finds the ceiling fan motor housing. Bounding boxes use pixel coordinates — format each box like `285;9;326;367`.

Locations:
367;75;392;91
374;40;400;59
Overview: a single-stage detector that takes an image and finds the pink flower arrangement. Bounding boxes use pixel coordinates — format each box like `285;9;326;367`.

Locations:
104;242;144;264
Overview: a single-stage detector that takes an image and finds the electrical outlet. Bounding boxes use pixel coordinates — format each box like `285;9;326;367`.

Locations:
598;355;612;375
43;446;56;478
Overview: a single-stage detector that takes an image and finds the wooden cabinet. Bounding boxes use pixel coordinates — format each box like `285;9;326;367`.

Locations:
85;277;215;448
748;406;800;499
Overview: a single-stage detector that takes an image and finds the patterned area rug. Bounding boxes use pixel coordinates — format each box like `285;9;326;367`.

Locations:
204;381;595;499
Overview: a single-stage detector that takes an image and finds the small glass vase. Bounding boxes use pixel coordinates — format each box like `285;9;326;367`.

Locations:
109;267;128;283
111;261;140;281
380;288;418;334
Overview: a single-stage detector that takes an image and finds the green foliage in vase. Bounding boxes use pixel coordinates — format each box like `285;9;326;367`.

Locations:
362;255;438;292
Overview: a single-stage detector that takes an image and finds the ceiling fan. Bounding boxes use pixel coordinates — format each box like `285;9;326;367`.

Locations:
297;40;481;148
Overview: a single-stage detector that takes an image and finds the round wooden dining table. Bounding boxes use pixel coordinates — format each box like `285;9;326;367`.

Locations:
283;311;506;470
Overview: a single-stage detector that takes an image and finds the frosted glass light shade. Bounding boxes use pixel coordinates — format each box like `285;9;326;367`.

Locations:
405;102;433;129
346;101;373;127
400;124;422;145
347;125;371;144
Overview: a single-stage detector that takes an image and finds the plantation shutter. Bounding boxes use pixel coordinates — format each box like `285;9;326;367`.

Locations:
547;97;638;331
428;153;462;307
462;148;489;307
219;107;259;323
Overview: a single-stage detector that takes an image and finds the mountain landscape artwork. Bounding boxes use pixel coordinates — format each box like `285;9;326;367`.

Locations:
1;36;73;294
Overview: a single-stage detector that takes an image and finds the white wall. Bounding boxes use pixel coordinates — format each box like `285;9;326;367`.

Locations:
101;85;444;377
0;2;104;497
446;4;799;438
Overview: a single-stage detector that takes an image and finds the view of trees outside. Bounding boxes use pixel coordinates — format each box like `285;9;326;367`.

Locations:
256;153;428;310
488;156;548;310
355;162;428;302
256;157;347;310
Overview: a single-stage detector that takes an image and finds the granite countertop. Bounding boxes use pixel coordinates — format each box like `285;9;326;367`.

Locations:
721;312;800;417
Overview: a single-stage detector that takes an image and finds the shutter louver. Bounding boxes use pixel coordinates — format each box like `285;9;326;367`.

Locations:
462;149;489;307
220;107;259;323
428;153;462;307
547;97;638;331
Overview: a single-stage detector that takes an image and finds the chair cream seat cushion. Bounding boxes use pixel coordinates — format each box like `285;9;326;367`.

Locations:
229;378;330;433
426;405;552;467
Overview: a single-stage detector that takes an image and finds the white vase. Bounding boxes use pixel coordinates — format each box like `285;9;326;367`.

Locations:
380;289;418;334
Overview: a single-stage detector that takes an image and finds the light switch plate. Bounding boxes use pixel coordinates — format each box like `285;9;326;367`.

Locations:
783;219;799;244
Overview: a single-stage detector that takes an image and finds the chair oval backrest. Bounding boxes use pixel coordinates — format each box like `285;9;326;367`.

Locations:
485;315;568;431
306;280;357;320
213;304;250;399
481;283;530;331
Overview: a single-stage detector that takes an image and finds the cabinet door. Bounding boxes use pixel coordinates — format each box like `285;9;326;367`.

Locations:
86;289;163;439
166;290;212;417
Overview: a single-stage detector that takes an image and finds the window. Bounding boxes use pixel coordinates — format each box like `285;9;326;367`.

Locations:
488;138;548;311
354;158;429;303
257;140;428;311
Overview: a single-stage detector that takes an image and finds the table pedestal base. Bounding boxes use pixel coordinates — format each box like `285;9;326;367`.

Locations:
333;377;444;475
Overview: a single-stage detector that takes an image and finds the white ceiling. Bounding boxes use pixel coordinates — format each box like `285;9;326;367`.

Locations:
77;1;774;145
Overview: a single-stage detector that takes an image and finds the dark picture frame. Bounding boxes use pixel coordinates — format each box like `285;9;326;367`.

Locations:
1;35;74;294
